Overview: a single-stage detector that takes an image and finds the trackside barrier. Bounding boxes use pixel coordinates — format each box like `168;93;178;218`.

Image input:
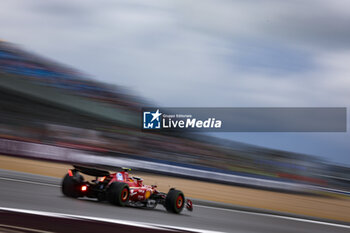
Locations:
0;138;341;194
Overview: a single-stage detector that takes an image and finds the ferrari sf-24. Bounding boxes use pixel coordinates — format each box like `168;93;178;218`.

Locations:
61;166;193;214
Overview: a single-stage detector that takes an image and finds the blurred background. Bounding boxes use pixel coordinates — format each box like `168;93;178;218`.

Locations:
0;0;349;189
0;1;350;231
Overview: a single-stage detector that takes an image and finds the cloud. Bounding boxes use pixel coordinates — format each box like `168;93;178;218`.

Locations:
178;0;350;50
2;0;349;107
1;0;349;106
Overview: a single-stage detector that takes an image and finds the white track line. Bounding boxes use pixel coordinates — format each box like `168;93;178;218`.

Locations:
0;177;59;187
0;207;225;233
195;205;350;229
2;176;350;229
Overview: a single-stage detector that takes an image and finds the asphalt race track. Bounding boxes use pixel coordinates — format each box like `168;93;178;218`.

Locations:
0;169;349;233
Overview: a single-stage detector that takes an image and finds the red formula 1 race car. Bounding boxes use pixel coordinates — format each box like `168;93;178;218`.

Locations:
61;166;193;214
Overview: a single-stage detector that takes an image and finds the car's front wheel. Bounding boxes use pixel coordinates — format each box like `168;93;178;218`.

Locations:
165;189;185;214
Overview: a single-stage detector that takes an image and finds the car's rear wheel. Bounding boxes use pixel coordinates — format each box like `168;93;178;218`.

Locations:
165;189;185;214
107;182;130;206
61;173;84;198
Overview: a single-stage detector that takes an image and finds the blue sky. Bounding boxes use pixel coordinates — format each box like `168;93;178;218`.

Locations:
1;0;349;165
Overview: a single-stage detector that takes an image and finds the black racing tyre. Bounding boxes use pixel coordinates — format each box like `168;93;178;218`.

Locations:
107;182;130;206
165;189;185;214
61;173;83;198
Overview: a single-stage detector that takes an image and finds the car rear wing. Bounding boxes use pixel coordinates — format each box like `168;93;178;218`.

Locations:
73;165;110;177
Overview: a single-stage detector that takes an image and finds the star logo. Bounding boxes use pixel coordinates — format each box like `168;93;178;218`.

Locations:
151;109;162;122
143;109;162;129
